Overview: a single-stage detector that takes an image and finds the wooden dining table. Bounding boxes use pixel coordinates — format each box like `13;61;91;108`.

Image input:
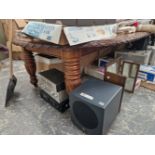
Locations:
13;31;150;93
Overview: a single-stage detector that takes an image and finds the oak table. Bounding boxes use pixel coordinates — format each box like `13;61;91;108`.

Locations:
14;32;150;93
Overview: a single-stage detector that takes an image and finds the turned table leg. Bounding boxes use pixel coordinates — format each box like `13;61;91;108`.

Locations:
22;50;38;87
63;52;81;93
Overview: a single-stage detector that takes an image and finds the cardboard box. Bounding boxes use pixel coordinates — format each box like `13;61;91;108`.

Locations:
115;50;152;65
35;54;64;72
12;52;22;60
1;19;27;41
141;81;155;91
6;41;22;59
36;52;99;74
98;58;110;67
84;65;104;80
1;19;27;60
7;41;24;52
14;19;27;28
6;41;23;60
12;43;24;52
138;65;155;83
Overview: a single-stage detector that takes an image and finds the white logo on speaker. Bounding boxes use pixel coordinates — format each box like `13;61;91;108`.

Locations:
99;101;105;106
80;92;94;100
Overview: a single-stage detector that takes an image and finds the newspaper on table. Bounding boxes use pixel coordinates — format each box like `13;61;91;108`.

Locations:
64;24;118;46
22;21;62;44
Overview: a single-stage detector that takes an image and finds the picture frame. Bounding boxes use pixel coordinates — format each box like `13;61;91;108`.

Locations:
121;61;140;93
105;58;140;93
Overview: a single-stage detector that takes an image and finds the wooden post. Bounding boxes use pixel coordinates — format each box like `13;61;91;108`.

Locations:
62;49;81;93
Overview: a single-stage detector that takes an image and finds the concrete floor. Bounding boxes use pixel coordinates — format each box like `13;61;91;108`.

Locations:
0;60;155;135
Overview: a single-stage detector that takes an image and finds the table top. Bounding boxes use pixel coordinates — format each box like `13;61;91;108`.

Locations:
14;31;150;51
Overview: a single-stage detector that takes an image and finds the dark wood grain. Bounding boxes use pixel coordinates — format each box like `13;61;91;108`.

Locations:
62;49;81;92
104;71;126;112
21;50;38;87
14;32;150;50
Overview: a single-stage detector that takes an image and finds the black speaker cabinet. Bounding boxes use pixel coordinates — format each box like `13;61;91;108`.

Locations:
69;79;122;135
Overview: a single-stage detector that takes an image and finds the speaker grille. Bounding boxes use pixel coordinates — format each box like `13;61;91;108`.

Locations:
73;101;98;129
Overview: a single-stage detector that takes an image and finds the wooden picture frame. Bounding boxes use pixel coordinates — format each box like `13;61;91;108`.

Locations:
105;58;140;93
121;61;140;93
104;71;126;112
